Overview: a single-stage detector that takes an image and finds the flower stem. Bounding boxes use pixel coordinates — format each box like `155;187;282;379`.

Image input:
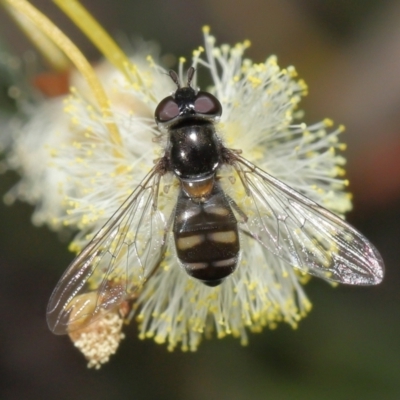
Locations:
2;0;123;148
52;0;139;86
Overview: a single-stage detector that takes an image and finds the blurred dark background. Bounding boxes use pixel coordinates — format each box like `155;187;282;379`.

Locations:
0;0;399;399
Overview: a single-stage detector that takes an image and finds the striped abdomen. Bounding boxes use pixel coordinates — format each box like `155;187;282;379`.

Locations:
173;182;240;287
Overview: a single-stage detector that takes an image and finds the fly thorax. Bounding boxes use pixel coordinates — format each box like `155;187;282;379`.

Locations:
169;121;220;180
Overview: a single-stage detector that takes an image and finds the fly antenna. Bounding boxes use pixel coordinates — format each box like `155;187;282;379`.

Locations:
168;70;180;88
187;66;195;88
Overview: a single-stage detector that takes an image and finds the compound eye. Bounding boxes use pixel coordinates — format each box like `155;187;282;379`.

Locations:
155;96;179;123
194;91;222;117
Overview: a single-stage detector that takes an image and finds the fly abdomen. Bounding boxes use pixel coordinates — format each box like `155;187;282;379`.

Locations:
173;182;240;286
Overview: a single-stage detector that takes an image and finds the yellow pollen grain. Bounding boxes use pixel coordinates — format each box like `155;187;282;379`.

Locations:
146;54;155;67
290;97;298;105
267;55;277;65
288;65;297;77
193;47;204;57
248;76;262;87
243;39;251;48
323;118;334;127
335;167;346;177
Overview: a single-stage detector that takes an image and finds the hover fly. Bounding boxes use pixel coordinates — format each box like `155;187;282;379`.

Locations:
47;67;384;335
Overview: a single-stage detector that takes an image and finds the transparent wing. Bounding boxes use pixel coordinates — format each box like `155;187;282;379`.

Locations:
47;166;171;334
224;154;384;285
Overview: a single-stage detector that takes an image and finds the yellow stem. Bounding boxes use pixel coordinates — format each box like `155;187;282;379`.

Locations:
52;0;138;85
3;0;122;147
4;5;69;71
